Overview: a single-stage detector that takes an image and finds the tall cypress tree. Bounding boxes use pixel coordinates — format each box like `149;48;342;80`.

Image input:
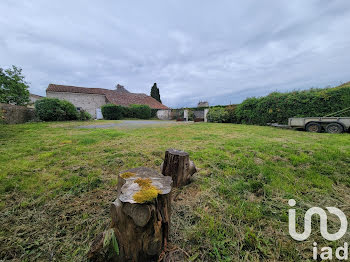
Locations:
150;83;162;103
150;83;157;100
156;86;161;104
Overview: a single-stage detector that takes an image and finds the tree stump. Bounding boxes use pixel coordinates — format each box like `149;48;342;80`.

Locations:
161;148;197;187
88;167;172;262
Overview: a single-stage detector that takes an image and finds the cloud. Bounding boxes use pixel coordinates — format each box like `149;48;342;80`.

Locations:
0;0;350;107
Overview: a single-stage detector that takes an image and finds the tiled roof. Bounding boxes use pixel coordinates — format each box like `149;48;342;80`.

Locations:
47;84;169;109
47;84;108;95
29;93;43;99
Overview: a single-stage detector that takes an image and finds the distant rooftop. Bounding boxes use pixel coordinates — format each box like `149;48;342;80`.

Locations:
29;93;43;99
197;101;209;108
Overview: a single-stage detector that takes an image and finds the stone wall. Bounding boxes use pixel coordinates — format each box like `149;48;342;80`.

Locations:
0;103;36;124
156;109;172;120
47;91;107;118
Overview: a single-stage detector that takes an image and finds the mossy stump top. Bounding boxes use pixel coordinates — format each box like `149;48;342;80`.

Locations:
118;167;172;204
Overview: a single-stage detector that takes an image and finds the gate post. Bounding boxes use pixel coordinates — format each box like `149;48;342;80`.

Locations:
204;108;209;122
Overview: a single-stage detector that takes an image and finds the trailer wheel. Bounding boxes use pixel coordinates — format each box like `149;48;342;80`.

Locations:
325;123;344;134
305;122;322;133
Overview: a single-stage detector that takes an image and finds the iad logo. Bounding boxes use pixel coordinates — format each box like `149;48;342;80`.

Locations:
288;199;348;241
288;199;349;260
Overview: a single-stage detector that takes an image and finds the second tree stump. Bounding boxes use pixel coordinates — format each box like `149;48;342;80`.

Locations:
161;148;197;187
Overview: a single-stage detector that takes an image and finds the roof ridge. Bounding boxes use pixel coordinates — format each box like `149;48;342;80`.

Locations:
48;83;111;91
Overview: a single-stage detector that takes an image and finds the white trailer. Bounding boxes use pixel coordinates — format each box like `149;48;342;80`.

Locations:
288;117;350;133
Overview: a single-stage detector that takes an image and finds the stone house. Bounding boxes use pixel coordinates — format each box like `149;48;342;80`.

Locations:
29;93;43;105
46;84;169;119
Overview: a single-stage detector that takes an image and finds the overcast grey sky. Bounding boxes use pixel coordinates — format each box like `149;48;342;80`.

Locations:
1;1;350;107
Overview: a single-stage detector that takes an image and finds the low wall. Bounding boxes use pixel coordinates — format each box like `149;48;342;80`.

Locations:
0;103;36;124
156;109;172;120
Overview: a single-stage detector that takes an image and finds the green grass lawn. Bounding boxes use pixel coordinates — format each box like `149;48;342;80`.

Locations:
1;121;350;261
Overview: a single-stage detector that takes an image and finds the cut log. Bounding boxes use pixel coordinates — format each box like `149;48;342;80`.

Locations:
88;167;172;262
161;148;197;187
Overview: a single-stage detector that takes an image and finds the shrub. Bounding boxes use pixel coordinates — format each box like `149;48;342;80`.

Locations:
78;110;92;121
207;107;229;123
35;98;78;121
235;83;350;125
101;104;123;120
121;106;132;118
129;104;151;119
151;109;158;118
59;100;79;120
225;105;238;123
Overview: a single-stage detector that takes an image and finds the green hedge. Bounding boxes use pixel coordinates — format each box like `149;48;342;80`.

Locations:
101;104;152;120
225;105;237;123
207;107;229;123
151;109;158;118
101;104;123;120
35;98;78;121
235;83;350;125
129;104;151;119
206;105;237;123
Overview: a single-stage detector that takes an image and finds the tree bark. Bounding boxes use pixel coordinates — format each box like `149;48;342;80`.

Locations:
88;167;172;262
161;148;197;187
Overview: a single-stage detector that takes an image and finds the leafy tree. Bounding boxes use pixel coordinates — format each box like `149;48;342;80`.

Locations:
150;83;162;103
0;66;30;105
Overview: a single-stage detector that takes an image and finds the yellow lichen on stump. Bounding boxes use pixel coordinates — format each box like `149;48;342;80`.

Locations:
120;172;136;179
134;178;152;187
133;178;161;203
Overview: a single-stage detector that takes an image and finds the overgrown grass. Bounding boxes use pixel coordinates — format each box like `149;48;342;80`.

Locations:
0;121;349;261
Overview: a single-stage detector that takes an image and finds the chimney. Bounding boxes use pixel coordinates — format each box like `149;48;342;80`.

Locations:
115;84;130;93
